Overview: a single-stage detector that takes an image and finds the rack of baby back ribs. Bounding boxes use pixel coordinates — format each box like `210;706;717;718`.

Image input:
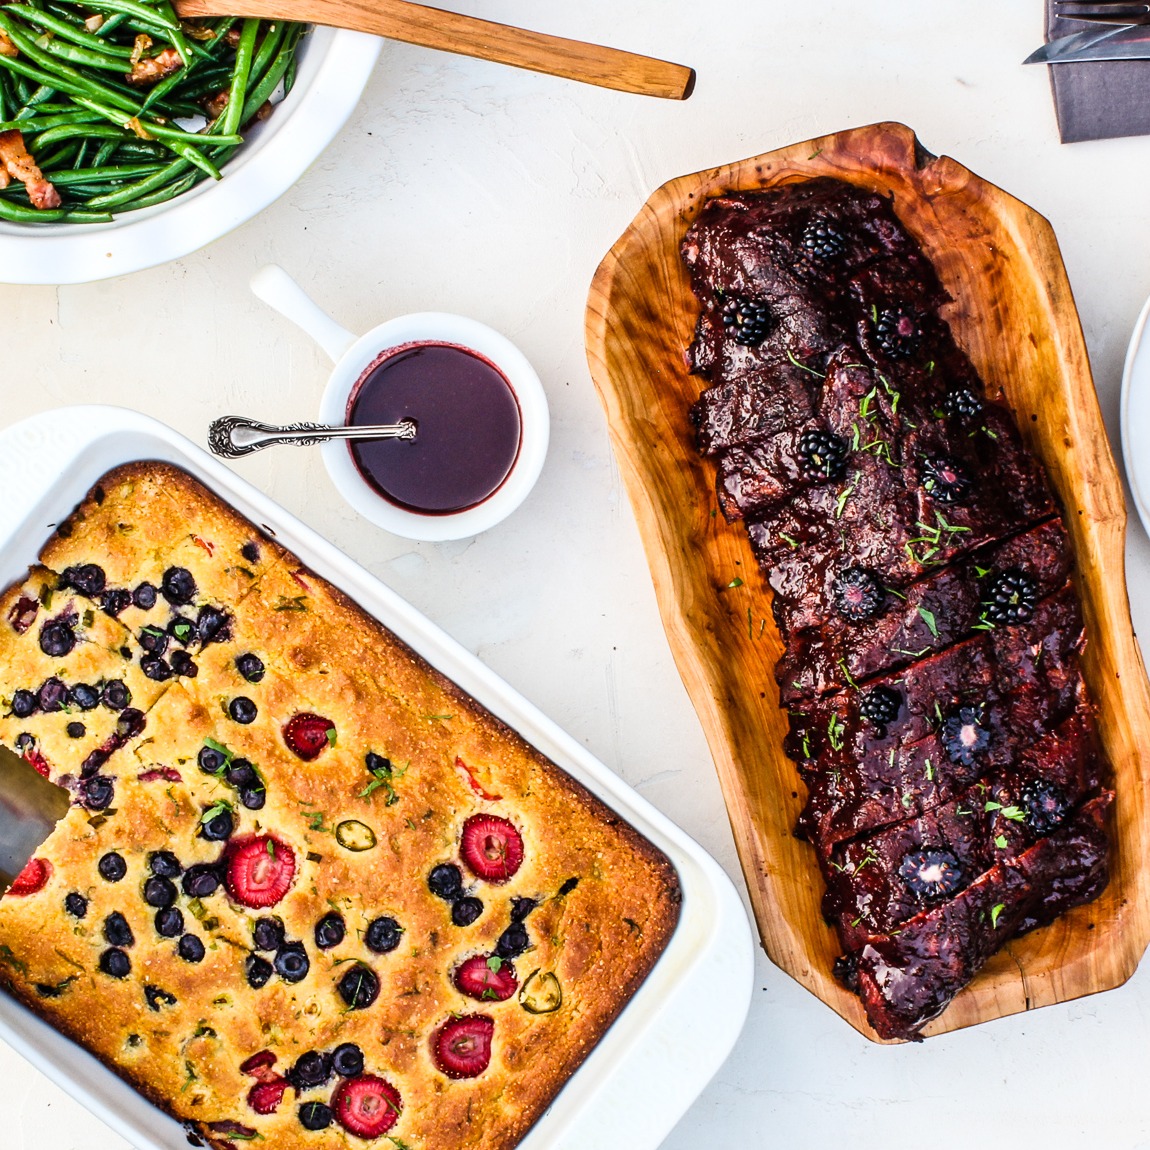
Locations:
679;176;1114;1041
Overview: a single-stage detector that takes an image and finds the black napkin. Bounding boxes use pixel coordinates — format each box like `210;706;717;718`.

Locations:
1046;1;1150;142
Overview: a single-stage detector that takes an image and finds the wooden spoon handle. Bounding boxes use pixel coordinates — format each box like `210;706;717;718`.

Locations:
172;0;696;99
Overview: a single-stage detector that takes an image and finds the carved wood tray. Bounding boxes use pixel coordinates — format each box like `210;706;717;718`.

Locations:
584;121;1150;1040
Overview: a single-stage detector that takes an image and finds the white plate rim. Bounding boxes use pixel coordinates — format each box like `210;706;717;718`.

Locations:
1120;291;1150;540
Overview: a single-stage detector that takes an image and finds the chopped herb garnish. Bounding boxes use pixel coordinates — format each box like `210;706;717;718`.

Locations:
727;577;744;589
917;606;940;637
994;834;1008;849
785;348;826;378
990;903;1005;929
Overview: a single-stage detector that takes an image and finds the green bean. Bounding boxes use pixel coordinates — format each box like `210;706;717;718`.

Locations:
0;197;112;222
219;17;256;136
0;2;307;224
4;6;135;57
1;110;99;132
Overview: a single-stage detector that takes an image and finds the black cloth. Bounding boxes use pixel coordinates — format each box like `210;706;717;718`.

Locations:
1046;1;1150;142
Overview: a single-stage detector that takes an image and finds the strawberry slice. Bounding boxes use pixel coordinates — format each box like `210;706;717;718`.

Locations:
332;1074;402;1138
22;745;51;779
453;954;518;1002
431;1015;495;1079
455;756;503;802
7;857;50;896
459;815;524;884
247;1077;287;1115
239;1050;278;1079
283;713;335;762
225;835;296;908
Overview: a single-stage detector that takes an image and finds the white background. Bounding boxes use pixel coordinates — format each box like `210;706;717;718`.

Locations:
5;0;1150;1146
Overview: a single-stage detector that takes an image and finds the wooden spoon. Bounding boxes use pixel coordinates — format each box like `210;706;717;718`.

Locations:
171;0;696;100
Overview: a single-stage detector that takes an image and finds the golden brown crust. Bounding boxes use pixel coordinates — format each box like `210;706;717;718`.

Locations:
0;462;680;1150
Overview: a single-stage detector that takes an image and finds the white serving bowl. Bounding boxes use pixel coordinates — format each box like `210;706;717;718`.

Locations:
0;28;381;286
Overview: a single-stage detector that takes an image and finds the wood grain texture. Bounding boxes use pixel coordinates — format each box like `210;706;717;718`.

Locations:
172;0;696;99
584;121;1150;1041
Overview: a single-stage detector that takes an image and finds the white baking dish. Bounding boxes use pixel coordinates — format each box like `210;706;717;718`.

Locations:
0;405;754;1150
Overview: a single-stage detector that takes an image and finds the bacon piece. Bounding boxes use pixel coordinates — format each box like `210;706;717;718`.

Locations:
126;46;183;87
0;130;61;210
203;90;229;119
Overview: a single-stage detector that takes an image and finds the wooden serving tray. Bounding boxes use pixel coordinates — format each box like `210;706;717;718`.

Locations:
584;121;1150;1040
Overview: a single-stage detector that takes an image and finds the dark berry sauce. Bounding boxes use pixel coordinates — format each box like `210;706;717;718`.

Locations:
347;341;521;516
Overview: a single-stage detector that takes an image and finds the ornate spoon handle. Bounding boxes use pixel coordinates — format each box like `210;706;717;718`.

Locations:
208;416;418;459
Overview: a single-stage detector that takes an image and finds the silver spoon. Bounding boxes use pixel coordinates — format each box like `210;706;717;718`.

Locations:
208;415;418;459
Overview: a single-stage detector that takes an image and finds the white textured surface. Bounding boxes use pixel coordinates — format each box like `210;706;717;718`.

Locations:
4;0;1150;1146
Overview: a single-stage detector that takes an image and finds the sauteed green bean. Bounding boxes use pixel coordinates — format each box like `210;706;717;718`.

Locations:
0;0;305;222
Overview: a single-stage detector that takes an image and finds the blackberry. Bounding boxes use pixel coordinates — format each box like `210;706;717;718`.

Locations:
832;953;859;992
796;430;848;482
800;218;846;262
859;686;901;729
874;308;923;359
1020;778;1070;835
832;567;885;623
920;457;971;504
721;295;773;346
942;706;991;766
898;848;965;900
983;568;1038;625
943;387;983;421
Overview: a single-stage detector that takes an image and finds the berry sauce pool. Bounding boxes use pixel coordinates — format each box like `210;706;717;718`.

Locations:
347;341;522;515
